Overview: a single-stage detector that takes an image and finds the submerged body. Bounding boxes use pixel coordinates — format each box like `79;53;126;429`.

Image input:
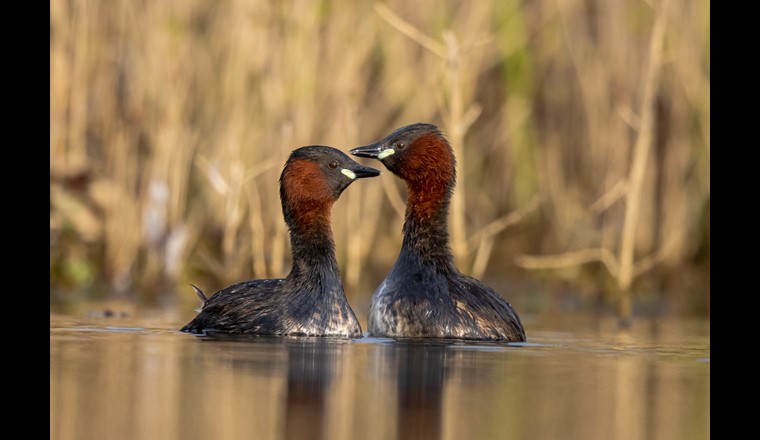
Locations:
351;123;526;342
181;146;380;337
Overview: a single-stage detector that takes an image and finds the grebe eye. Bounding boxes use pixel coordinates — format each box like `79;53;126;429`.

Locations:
328;160;339;169
396;141;406;150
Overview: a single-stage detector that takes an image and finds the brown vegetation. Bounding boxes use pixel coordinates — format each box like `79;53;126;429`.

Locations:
50;0;710;318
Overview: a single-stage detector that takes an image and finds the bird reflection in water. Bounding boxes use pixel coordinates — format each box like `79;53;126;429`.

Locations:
201;334;349;440
368;338;504;440
194;334;499;440
281;338;344;440
390;341;447;439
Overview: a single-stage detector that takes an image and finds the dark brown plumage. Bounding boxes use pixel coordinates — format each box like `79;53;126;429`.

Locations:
351;123;526;341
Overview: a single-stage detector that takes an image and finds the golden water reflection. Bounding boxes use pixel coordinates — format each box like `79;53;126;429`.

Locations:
50;315;709;440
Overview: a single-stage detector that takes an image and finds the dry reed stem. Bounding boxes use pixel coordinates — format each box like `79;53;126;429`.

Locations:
516;248;621;280
590;179;628;214
617;0;670;293
469;194;541;279
467;194;542;250
246;176;269;279
632;233;680;279
443;31;469;265
373;3;446;58
471;235;496;281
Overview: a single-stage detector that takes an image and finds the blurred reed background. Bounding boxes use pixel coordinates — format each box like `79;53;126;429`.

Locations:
50;0;710;320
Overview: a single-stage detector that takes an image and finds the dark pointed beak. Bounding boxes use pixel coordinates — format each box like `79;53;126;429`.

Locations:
350;162;381;178
350;142;384;159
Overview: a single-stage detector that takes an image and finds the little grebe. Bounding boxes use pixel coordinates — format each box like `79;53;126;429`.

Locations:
181;146;380;337
351;123;526;341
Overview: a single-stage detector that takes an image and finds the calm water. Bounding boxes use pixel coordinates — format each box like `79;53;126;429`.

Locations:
50;311;709;440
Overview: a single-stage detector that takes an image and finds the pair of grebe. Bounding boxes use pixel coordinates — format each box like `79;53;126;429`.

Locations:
181;124;526;342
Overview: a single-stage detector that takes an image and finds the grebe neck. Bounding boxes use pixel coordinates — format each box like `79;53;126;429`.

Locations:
400;179;456;269
286;208;342;289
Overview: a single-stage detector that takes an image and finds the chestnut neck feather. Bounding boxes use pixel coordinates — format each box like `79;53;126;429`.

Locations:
280;160;340;283
399;133;456;267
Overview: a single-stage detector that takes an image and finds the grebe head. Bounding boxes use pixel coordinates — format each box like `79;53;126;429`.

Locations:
280;146;380;226
350;123;455;185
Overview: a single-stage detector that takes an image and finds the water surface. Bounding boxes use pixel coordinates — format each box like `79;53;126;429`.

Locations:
50;312;709;440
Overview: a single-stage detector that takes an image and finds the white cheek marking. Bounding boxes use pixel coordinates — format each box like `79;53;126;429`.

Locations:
341;169;357;180
377;149;395;160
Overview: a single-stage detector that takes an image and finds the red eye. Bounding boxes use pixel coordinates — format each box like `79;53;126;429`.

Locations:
328;160;339;169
